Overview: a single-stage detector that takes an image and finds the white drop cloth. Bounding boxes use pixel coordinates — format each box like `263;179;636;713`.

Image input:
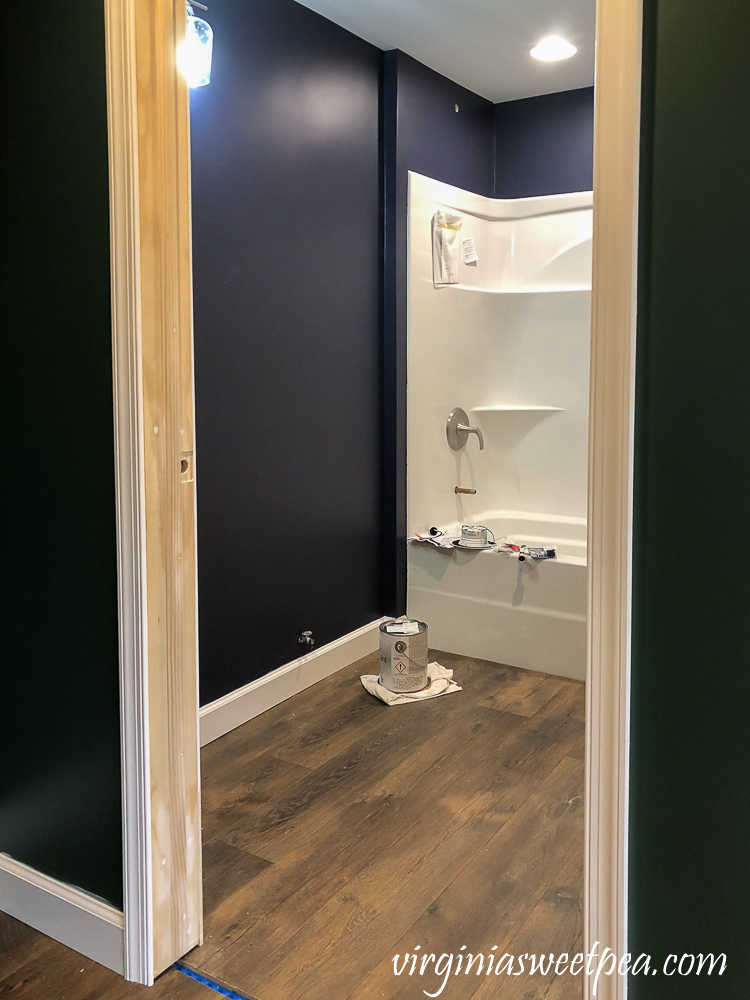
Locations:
360;662;461;705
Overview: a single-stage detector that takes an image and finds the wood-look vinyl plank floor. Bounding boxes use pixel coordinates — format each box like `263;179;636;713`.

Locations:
188;650;584;1000
0;650;584;1000
0;909;210;1000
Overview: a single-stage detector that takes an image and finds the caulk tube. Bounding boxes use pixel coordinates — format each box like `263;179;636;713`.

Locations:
432;210;462;285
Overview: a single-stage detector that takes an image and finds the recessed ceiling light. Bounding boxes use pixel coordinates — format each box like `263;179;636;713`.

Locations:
530;36;578;62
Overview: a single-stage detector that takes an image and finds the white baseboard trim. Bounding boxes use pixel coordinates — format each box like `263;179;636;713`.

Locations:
0;853;124;975
200;617;388;746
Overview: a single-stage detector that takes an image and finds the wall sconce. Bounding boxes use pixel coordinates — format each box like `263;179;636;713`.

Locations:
178;2;214;88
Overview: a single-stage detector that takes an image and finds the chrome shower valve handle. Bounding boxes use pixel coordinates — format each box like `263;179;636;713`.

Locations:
446;407;485;450
456;420;484;450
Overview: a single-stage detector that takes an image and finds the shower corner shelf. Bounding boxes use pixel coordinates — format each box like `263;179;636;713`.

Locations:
454;284;592;295
471;405;564;413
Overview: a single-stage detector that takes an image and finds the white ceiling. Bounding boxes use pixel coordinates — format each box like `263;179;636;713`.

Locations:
295;0;596;104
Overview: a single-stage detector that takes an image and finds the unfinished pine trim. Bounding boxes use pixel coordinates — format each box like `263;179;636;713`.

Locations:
105;0;153;984
135;0;202;978
107;0;201;983
585;0;643;997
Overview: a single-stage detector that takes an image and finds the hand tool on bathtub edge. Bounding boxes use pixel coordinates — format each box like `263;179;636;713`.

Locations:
506;544;557;562
526;546;557;560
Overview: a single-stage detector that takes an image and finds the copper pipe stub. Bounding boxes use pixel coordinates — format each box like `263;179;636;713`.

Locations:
455;487;477;495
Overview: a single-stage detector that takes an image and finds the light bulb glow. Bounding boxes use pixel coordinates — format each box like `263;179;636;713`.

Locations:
178;9;213;88
530;36;578;62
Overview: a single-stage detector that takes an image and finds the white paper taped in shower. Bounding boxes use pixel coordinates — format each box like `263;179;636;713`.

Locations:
463;236;479;265
432;209;463;285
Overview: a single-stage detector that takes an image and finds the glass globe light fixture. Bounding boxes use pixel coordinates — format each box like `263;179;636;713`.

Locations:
178;3;213;88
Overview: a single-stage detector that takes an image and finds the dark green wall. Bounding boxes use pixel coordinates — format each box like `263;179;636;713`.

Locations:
0;4;123;907
630;0;750;994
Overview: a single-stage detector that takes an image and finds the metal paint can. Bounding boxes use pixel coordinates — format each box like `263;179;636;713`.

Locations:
378;619;429;693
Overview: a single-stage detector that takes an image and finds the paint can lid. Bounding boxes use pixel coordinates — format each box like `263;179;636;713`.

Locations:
380;619;427;636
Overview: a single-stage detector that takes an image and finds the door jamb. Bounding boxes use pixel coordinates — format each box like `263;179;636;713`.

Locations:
585;1;643;997
106;0;151;982
106;0;202;984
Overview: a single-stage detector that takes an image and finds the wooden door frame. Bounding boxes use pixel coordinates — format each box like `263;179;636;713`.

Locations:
585;1;642;998
102;0;643;989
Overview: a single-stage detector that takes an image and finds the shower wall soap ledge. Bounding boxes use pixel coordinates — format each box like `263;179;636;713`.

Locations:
452;284;592;295
471;405;564;412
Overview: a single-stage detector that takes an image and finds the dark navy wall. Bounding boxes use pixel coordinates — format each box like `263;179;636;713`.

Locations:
630;0;750;995
383;51;495;613
1;3;122;906
190;0;384;704
494;87;595;198
390;52;496;198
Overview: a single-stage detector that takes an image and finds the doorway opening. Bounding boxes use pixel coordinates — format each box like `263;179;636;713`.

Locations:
0;0;640;992
185;2;596;999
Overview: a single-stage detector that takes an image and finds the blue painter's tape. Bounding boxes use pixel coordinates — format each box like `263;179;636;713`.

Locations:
175;963;253;1000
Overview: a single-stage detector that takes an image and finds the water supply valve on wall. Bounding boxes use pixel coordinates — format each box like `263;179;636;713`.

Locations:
299;630;316;647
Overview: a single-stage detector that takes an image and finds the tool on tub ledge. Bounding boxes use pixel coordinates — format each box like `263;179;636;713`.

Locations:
499;542;557;562
524;545;556;561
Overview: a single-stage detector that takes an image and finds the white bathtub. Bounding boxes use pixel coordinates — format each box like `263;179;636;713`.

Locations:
407;510;587;680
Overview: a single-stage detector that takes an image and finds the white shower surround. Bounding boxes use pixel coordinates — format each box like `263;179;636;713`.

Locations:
407;172;592;680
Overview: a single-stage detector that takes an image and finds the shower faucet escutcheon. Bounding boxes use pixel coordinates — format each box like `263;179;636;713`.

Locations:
446;407;484;451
